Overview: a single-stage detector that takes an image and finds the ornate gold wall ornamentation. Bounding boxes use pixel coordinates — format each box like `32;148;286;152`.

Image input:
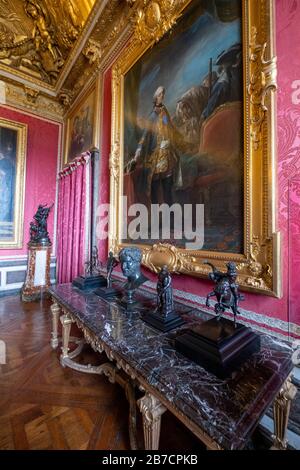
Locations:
0;0;96;86
58;89;74;109
60;0;134;109
5;81;64;121
24;85;39;104
0;0;138;113
135;0;185;44
248;26;277;150
82;39;102;66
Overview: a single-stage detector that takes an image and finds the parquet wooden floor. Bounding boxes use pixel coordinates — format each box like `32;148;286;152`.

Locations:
0;295;204;450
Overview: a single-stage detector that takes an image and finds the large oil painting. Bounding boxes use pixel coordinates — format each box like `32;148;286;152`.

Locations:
123;0;243;253
110;0;280;296
65;81;99;164
0;119;27;248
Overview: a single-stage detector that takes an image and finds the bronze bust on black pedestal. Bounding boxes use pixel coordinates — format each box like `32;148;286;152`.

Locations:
119;247;149;309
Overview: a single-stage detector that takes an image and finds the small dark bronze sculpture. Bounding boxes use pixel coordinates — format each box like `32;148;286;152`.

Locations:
142;265;185;332
119;247;149;307
174;262;260;378
94;251;119;299
205;261;245;327
157;265;174;317
84;246;102;276
107;251;118;288
73;245;107;291
29;203;53;245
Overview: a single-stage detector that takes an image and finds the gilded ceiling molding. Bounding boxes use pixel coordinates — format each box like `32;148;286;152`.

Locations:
0;0;139;109
5;82;63;122
24;86;39;104
62;2;135;110
0;63;55;95
82;39;102;65
55;0;109;91
0;0;98;93
134;0;187;44
58;89;74;109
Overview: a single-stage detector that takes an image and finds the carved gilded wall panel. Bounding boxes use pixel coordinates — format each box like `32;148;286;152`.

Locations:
0;0;96;86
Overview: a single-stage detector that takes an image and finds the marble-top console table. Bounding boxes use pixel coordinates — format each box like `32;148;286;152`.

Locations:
49;283;296;451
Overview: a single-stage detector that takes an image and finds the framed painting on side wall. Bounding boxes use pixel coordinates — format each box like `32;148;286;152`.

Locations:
64;79;100;164
0;118;27;248
110;0;280;297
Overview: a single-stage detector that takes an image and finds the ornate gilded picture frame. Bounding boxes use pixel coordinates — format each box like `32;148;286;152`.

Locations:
64;78;100;164
0;118;27;248
110;0;280;297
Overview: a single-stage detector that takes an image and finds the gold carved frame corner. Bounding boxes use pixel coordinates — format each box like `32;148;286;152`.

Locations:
0;118;27;249
110;0;281;297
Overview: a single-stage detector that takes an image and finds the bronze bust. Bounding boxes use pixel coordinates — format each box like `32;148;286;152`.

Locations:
119;247;149;305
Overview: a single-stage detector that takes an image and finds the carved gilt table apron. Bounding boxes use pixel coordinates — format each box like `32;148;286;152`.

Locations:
49;284;296;451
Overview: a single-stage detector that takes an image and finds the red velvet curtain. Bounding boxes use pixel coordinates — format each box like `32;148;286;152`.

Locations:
57;153;90;283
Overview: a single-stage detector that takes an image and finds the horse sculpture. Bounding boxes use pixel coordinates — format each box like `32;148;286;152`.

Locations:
204;261;244;327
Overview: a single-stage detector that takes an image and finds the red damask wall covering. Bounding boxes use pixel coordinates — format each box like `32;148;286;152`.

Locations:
98;0;300;333
277;0;300;329
0;106;61;257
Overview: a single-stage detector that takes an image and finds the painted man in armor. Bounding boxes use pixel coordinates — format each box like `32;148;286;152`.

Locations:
133;86;182;205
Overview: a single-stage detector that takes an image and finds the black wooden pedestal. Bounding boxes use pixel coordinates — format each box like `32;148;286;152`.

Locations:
94;286;121;299
175;317;260;378
142;310;185;332
72;274;107;290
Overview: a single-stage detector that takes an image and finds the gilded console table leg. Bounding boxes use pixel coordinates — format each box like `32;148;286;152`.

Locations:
50;301;60;349
137;393;166;450
60;312;73;365
272;375;297;450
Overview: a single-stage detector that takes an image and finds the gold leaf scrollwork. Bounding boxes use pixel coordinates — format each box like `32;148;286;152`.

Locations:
135;0;180;44
143;243;200;274
237;236;272;289
82;39;102;66
110;140;120;184
58;89;74;108
112;65;122;85
248;26;277;150
24;86;39;104
5;82;63;120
